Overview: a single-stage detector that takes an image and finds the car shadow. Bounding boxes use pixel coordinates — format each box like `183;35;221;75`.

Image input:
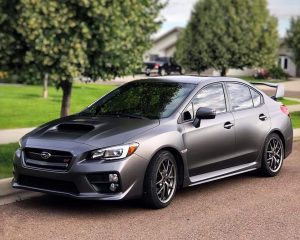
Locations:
14;171;259;215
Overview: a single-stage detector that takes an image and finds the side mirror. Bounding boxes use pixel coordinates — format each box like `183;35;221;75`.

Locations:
193;107;216;128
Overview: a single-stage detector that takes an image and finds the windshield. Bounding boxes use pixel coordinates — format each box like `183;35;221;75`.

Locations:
81;81;195;119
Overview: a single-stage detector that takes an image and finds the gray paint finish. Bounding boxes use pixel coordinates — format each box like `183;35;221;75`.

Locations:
12;76;293;201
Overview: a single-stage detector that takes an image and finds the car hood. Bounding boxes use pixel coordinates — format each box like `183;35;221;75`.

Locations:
23;115;159;148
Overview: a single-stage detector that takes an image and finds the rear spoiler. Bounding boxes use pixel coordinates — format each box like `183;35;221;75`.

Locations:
251;82;284;100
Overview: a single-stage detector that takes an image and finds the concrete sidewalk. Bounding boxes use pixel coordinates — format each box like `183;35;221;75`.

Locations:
94;74;147;85
294;129;300;141
288;104;300;112
0;127;35;144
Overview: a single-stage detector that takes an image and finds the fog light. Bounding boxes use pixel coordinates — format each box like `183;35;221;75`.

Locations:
109;173;119;183
16;149;21;158
109;183;119;192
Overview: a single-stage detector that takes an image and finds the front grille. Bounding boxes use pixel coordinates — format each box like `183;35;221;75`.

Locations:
17;175;79;195
24;148;73;171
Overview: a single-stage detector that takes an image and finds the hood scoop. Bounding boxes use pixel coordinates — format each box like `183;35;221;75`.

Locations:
56;123;95;133
38;123;96;140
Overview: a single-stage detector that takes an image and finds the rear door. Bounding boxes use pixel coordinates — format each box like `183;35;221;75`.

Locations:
226;82;271;163
181;83;236;176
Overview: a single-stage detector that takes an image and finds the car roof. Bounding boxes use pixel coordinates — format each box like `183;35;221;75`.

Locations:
140;75;247;85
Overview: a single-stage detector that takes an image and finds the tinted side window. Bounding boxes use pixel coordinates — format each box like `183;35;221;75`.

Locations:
227;83;253;111
250;89;262;107
192;83;226;114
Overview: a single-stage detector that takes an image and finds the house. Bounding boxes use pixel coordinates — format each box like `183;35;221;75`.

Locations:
278;39;299;77
143;27;183;61
145;27;299;77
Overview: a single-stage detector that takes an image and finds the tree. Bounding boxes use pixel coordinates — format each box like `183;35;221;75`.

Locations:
0;0;163;116
175;0;278;76
0;0;28;78
43;73;49;99
286;17;300;69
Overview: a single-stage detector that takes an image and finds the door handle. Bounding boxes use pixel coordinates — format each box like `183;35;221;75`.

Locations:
224;122;234;129
259;114;268;121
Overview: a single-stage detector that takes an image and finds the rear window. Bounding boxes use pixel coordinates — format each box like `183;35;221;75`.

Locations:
250;88;262;107
227;83;253;111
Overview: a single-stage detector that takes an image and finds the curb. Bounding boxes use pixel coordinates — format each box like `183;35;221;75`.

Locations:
294;129;300;142
0;178;42;206
294;136;300;142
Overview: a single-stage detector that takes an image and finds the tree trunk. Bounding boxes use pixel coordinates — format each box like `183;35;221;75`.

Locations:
60;81;72;117
43;73;49;99
220;67;227;76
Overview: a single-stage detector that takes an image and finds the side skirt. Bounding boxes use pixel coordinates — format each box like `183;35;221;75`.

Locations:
187;162;259;187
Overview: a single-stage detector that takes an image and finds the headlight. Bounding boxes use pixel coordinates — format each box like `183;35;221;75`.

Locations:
18;139;22;148
90;143;139;160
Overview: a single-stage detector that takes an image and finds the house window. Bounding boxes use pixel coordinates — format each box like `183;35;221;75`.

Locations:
284;58;288;70
278;56;289;70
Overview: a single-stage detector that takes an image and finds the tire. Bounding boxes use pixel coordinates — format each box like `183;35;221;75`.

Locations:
143;150;177;209
145;68;151;76
159;68;167;76
259;133;284;177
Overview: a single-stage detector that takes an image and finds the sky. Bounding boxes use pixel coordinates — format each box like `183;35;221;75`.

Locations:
156;0;300;38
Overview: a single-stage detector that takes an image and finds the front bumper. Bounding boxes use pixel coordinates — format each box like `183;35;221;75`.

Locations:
12;144;149;200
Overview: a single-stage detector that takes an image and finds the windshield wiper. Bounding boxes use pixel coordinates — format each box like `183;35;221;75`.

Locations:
117;113;149;120
78;111;93;117
97;112;149;120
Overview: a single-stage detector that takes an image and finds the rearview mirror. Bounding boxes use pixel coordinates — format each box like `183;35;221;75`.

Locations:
193;107;216;128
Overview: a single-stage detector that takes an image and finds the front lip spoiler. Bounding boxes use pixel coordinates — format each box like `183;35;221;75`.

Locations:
12;180;136;201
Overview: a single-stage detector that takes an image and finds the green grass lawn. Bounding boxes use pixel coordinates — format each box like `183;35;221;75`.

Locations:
0;142;18;179
0;83;116;129
291;112;300;129
278;98;300;106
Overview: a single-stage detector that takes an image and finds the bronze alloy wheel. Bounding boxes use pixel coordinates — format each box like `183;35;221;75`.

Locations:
156;157;177;203
144;151;177;209
260;133;285;177
266;137;284;173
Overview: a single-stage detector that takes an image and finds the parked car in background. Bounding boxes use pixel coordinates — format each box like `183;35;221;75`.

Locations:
13;76;293;209
254;68;270;79
143;57;184;76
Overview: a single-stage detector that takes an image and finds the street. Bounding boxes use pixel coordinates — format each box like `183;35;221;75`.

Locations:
1;142;299;240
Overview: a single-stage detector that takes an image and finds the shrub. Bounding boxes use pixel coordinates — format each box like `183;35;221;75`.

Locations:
268;65;289;79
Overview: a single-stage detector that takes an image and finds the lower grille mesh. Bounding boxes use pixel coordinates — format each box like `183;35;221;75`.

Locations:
17;175;79;195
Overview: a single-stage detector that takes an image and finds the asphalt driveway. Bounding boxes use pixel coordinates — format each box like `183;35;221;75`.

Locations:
1;142;299;240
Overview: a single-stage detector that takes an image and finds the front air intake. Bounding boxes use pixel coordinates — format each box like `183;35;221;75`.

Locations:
56;123;95;133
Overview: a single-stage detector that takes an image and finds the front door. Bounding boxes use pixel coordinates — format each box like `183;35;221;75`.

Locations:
181;83;236;177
